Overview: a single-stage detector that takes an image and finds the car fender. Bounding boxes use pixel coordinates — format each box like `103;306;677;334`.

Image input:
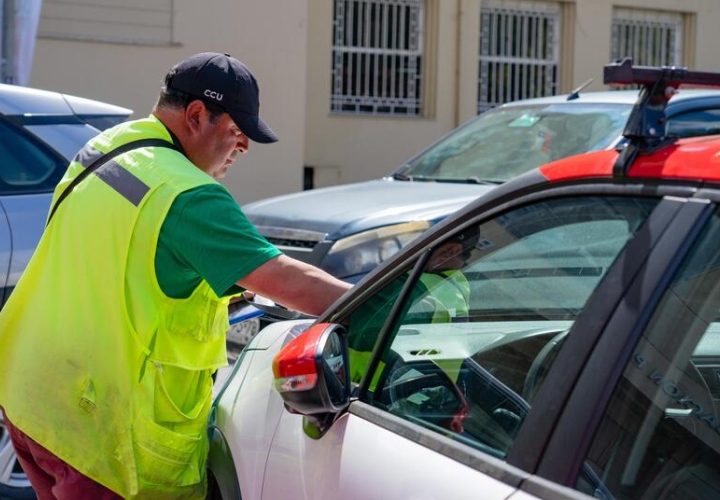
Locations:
213;320;314;500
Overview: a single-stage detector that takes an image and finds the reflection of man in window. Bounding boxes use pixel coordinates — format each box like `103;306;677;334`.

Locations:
346;227;479;385
417;229;476;323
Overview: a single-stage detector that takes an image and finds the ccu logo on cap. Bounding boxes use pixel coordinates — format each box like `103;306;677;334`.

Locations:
204;89;223;102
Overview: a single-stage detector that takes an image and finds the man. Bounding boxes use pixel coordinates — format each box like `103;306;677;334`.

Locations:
0;52;351;499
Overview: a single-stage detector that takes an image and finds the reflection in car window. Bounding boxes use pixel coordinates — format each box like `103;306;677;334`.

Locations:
577;211;720;500
402;103;631;182
347;196;658;459
25;123;103;160
667;108;720;138
345;269;415;387
0;120;65;195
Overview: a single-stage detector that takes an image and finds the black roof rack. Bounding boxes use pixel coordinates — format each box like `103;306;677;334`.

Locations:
603;58;720;176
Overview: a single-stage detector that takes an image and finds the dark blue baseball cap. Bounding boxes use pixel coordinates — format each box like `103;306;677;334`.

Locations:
166;52;278;143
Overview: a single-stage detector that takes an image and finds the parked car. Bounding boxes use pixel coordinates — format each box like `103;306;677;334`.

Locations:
244;85;720;283
0;83;131;499
208;62;720;499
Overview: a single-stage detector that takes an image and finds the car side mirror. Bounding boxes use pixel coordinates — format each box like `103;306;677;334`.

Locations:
272;323;350;435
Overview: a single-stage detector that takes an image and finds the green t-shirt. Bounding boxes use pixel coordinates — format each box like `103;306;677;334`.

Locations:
155;184;281;298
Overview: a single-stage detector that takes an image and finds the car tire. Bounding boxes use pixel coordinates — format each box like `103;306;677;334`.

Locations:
0;416;36;499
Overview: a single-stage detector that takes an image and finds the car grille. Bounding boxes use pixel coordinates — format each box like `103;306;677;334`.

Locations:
255;226;327;253
266;237;318;250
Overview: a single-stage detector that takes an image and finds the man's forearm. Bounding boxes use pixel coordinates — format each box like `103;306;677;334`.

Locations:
237;255;352;316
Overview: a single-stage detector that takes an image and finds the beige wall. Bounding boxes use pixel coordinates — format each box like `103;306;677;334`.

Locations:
305;0;465;186
31;0;309;204
569;0;714;92
305;0;720;188
28;0;720;202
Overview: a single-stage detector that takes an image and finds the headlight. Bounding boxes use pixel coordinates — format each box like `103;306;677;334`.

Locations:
322;221;431;278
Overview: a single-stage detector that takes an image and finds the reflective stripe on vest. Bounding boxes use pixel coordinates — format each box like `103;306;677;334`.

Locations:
74;144;151;206
95;159;150;206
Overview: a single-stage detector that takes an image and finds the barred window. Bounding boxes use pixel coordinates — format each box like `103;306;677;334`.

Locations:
478;0;561;114
611;8;683;67
331;0;424;116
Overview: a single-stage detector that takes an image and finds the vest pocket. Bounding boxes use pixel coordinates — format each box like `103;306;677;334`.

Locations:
154;364;212;423
164;284;229;344
132;415;203;487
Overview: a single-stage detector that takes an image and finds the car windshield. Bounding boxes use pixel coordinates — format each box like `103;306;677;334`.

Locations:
400;103;632;183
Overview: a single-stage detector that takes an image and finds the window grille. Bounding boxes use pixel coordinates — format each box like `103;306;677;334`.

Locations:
331;0;423;116
478;0;560;114
611;8;683;67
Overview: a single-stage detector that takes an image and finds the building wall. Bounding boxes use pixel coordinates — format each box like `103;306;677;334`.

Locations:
31;0;309;204
307;0;720;187
28;0;720;202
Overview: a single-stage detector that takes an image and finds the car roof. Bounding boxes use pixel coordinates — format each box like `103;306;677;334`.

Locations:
500;88;720;107
539;134;720;184
0;82;131;117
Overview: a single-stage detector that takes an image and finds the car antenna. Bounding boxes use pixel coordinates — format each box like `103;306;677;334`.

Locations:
604;58;720;176
566;78;593;101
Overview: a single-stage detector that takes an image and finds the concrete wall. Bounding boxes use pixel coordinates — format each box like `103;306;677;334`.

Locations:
569;0;716;92
31;0;309;204
304;0;720;188
305;0;464;186
28;0;720;202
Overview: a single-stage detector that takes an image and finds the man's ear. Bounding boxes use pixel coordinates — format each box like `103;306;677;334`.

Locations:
184;100;205;133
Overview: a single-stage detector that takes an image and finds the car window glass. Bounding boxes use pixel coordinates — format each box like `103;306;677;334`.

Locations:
0;121;66;195
402;103;630;182
576;210;720;500
351;196;658;459
345;266;417;386
25;123;102;160
667;108;720;138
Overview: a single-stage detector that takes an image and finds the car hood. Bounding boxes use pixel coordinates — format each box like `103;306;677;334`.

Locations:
243;179;491;240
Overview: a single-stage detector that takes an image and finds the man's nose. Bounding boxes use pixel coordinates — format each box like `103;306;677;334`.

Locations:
237;135;249;154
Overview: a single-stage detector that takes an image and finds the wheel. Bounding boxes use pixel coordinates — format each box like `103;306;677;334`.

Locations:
0;415;36;499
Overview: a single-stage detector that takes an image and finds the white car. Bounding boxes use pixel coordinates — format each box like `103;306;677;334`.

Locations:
208;61;720;500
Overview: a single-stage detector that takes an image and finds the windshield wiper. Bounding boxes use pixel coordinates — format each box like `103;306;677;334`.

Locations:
391;173;437;182
391;172;413;181
466;177;503;185
392;174;502;185
434;177;503;185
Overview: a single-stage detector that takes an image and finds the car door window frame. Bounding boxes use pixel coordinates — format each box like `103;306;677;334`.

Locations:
323;182;693;487
508;194;701;472
534;196;716;488
360;194;670;458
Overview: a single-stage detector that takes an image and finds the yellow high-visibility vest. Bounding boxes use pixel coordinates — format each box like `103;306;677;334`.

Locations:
0;115;229;499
